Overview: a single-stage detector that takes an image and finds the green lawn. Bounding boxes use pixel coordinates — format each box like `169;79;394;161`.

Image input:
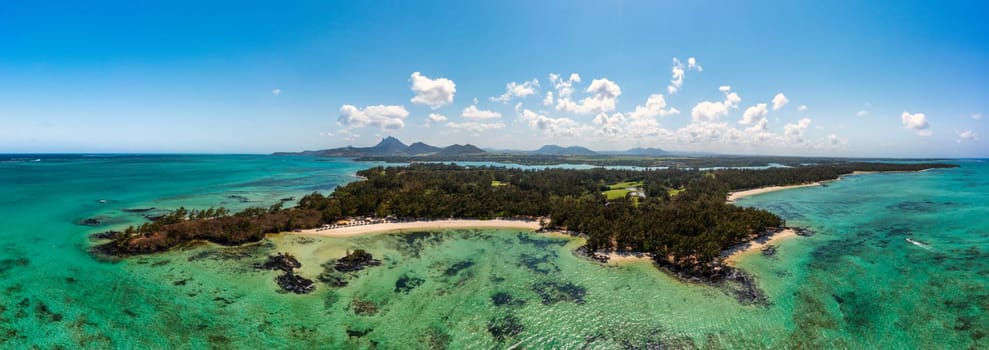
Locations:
608;181;643;190
603;188;631;200
491;180;507;187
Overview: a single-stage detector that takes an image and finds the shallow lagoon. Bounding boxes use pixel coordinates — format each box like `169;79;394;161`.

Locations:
0;155;985;348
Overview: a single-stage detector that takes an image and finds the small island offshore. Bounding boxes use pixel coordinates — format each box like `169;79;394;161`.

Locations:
91;149;955;303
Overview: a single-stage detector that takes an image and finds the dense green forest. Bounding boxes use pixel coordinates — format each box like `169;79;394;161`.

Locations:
94;162;954;275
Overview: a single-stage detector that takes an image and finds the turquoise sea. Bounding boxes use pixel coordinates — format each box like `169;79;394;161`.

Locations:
0;155;986;349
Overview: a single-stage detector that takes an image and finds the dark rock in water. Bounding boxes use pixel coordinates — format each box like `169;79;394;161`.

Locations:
394;274;424;293
318;271;349;287
532;281;586;305
443;260;475;276
793;227;815;237
350;297;379;316
276;273;316;294
491;292;526;307
227;195;250;203
89;231;122;240
487;315;524;342
280;197;295;202
761;245;778;257
723;268;768;306
334;249;382;272
143;214;168;222
122;207;156;213
259;252;302;272
346;327;371;337
81;218;102;226
574;245;610;263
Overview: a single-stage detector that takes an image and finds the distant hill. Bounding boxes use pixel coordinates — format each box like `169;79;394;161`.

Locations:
533;145;597;156
273;137;484;158
436;144;486;156
623;147;669;156
405;141;442;155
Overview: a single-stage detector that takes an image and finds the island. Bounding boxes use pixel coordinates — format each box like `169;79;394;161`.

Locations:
91;160;955;287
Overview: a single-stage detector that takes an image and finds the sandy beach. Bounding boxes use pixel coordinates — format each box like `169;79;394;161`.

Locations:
297;219;542;237
723;228;798;265
727;183;822;202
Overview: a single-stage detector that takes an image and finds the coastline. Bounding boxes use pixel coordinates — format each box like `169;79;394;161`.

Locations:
727;183;822;202
295;219;542;237
723;228;798;265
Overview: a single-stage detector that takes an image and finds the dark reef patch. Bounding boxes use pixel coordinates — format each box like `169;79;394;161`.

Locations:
350;297;380;316
516;232;567;248
491;292;526;307
518;252;560;274
531;281;586;305
487;315;524;342
394;274;425;294
443;260;475;276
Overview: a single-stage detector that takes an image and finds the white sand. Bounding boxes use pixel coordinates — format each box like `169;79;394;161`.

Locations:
297;219;542;237
726;183;822;203
723;228;798;265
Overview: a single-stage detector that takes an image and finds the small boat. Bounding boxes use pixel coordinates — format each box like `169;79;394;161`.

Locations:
906;237;931;250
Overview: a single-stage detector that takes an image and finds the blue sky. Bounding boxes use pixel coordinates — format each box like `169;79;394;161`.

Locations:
1;1;987;157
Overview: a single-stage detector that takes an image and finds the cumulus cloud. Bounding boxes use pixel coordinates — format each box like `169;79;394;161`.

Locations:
901;111;931;136
687;57;702;71
549;73;581;98
338;104;409;130
691;86;741;122
490;78;539;103
828;134;839;145
784;118;812;142
667;57;702;95
593;112;626;136
543;91;554;106
409;72;456;109
798;105;807;111
856;110;869;117
746;117;769;133
771;93;789;111
424;113;448;127
462;105;502;120
271;88;281;96
739;103;769;125
556;78;622;115
628;94;679;119
957;130;977;143
446;121;505;133
519;108;591;137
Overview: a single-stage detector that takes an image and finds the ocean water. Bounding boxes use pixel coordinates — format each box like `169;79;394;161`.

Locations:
0;155;985;349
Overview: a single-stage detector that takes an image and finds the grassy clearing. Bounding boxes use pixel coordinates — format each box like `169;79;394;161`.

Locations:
603;189;631;200
491;180;507;187
608;181;643;190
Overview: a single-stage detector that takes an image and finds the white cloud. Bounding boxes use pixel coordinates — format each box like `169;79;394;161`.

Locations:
856;110;869;117
409;72;456;109
739;103;769;125
446;121;506;133
745;117;769;133
424;113;448;127
771;93;789;111
520;108;592;137
784;118;812;142
828;133;839;145
901;111;931;136
667;57;702;94
973;113;982;120
687;57;702;71
338;104;409;130
491;78;539;103
556;78;622;115
271;88;281;96
549;73;581;98
957;130;977;143
628;94;679;119
543;91;554;106
593;112;626;136
691;86;741;122
461;105;502;120
798;105;807;111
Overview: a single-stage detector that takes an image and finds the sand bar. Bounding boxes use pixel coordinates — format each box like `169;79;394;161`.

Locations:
297;219;541;238
727;183;821;203
723;228;798;265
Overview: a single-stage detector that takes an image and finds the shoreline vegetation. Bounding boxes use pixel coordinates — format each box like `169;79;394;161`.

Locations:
91;161;956;299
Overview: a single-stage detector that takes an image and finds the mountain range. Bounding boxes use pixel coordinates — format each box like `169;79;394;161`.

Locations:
274;137;669;157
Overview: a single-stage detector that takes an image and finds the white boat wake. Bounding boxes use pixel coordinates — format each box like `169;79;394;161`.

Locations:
905;237;932;250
